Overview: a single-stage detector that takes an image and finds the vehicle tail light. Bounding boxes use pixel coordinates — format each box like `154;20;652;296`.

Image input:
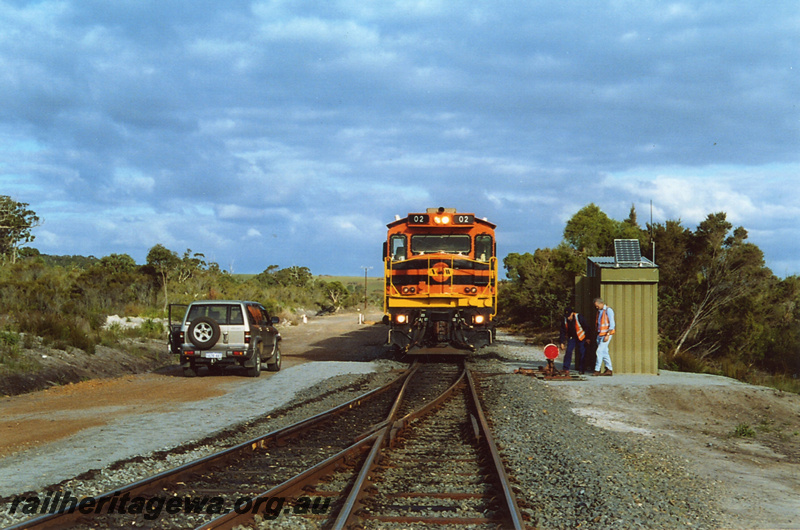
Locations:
244;332;251;344
232;351;245;356
184;350;195;356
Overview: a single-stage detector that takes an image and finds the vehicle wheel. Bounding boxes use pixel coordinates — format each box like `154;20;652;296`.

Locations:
246;343;262;378
183;360;199;377
267;343;281;372
188;317;220;349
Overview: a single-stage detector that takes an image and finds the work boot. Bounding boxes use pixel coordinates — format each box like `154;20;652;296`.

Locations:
592;371;600;376
603;370;613;376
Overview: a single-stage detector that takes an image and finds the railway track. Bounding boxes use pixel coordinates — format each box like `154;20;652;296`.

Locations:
9;361;524;529
329;369;524;529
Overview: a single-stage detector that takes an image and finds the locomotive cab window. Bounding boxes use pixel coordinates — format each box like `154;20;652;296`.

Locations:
411;234;471;255
390;235;407;261
475;234;493;261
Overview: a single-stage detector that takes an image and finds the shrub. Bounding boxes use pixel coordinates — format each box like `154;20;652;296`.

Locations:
15;312;97;354
0;330;19;347
135;319;164;339
663;351;708;373
733;423;756;438
719;357;751;381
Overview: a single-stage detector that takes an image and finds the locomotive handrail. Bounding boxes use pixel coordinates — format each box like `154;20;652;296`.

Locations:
490;255;498;316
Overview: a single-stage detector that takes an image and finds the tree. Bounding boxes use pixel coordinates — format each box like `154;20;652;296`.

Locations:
175;249;206;284
501;243;583;327
255;265;280;286
322;281;350;312
671;213;767;359
274;266;313;288
98;253;138;275
563;203;617;256
617;204;647;245
0;196;40;264
147;244;179;311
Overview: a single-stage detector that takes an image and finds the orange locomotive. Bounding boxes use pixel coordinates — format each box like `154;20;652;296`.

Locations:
383;207;497;354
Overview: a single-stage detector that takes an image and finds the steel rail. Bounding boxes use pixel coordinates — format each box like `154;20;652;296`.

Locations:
6;365;415;530
466;369;526;530
197;432;381;529
332;363;469;529
203;362;429;530
333;366;525;530
193;361;422;529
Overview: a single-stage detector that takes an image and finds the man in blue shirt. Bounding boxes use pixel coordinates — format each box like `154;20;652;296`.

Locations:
593;297;615;376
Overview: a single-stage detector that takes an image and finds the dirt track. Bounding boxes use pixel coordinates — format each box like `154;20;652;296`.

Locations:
0;312;385;459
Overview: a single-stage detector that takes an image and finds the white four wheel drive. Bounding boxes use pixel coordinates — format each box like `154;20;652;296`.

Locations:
168;300;281;377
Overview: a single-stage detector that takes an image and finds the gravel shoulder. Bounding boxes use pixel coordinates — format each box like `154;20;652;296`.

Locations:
474;331;800;529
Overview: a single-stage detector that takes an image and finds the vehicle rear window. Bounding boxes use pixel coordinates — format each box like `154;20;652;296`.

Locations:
187;304;243;325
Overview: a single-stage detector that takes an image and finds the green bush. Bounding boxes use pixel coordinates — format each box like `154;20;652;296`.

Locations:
733;423;756;438
0;330;40;373
663;351;708;373
0;330;19;347
133;319;164;339
15;312;97;354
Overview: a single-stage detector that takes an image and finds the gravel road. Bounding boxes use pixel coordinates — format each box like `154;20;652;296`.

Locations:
0;361;385;498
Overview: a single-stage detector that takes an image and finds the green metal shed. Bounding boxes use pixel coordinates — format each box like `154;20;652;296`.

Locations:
575;240;659;375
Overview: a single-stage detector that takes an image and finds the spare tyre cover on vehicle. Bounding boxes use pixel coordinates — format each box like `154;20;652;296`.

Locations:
188;316;221;349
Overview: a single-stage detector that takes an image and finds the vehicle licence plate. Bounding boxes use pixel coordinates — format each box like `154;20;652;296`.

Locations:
205;352;223;359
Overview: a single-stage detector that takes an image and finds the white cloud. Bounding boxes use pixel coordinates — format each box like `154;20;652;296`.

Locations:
112;168;155;194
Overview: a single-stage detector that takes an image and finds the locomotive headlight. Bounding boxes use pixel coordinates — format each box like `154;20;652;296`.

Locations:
396;314;407;324
474;315;485;325
441;215;450;224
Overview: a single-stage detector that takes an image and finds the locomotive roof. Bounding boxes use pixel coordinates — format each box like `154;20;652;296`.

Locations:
387;212;496;229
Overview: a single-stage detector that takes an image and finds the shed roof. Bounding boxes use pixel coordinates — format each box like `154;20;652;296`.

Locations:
588;256;658;269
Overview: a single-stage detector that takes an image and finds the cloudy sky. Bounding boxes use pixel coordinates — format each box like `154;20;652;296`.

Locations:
2;1;798;277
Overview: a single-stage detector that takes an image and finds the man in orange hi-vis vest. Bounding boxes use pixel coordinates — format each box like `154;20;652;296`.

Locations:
559;307;590;375
593;297;615;376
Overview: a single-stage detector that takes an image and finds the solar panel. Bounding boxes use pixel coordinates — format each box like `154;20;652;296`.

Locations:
614;239;642;264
